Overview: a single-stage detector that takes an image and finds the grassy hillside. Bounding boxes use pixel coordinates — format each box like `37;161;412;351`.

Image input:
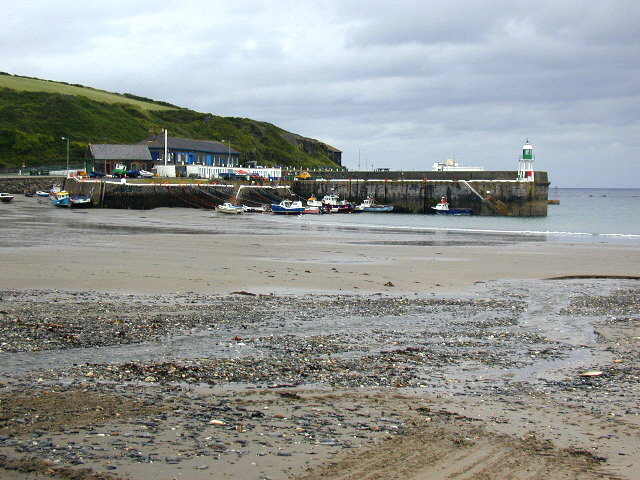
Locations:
0;73;341;170
0;74;177;111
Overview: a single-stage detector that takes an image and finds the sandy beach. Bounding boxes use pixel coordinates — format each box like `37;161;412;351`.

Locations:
0;199;639;479
3;225;639;296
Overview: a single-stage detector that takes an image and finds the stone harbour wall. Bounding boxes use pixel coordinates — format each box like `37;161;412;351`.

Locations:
293;174;549;216
0;170;550;216
0;176;66;194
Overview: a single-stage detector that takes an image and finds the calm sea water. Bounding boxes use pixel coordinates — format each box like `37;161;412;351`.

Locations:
255;188;640;245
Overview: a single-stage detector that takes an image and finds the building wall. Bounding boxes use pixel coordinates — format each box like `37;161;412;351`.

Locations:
150;148;240;167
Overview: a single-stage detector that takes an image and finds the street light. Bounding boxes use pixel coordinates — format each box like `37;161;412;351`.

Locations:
61;136;69;172
358;149;365;171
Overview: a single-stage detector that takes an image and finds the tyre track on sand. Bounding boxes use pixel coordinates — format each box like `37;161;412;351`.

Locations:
292;423;610;480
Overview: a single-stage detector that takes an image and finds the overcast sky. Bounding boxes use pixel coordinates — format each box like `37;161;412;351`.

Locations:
2;1;639;187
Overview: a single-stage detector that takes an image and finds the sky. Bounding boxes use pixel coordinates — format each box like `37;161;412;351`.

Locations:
2;1;639;187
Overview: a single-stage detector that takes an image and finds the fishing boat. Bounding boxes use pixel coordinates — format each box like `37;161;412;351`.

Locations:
0;192;15;203
70;195;92;207
432;197;472;215
216;202;244;214
271;200;305;214
35;190;50;197
50;190;71;207
305;196;324;214
355;197;393;212
321;194;354;213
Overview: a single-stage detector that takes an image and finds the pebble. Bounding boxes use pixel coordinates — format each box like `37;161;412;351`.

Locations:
0;284;637;478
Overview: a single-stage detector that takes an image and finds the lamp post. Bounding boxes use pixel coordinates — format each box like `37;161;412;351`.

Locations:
358;149;366;171
61;136;69;172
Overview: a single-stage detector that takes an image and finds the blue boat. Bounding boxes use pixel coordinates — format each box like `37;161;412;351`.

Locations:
355;197;394;212
50;190;71;207
271;200;305;214
432;197;472;215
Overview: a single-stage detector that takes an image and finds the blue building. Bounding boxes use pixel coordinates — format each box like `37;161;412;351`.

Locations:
139;132;241;169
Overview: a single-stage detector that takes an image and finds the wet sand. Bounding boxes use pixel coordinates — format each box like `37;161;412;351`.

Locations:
3;227;640;296
0;200;639;479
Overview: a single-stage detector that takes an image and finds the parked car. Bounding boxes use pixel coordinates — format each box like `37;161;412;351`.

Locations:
89;171;106;178
139;170;155;178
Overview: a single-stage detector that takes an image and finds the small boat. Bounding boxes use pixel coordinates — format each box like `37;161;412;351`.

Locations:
216;202;244;214
271;200;306;214
242;204;267;213
50;190;71;207
36;190;50;197
305;196;324;214
0;192;15;203
307;196;323;207
355;197;393;212
70;195;92;207
432;197;472;215
321;194;354;213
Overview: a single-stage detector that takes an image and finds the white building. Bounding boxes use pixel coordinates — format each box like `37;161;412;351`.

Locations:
432;159;484;171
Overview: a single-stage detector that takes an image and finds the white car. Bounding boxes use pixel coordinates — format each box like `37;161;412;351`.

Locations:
139;170;155;178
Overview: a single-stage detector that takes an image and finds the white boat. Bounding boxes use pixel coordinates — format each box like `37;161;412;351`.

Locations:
307;196;323;208
35;190;50;197
271;200;305;214
242;204;267;213
0;192;15;203
321;195;354;213
70;195;92;207
216;202;244;214
432;197;472;215
355;197;393;212
305;196;324;214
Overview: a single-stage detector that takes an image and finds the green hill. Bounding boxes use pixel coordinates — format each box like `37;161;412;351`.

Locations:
0;73;342;170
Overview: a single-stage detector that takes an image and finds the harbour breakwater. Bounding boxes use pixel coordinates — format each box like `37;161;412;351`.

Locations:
294;170;550;216
1;170;550;216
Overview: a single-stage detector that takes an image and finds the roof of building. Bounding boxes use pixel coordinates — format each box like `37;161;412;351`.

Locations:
140;135;241;155
89;144;152;161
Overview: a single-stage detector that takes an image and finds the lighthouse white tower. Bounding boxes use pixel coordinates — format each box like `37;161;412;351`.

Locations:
518;140;534;182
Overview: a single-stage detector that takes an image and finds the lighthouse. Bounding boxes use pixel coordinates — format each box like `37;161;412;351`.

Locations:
518;140;535;182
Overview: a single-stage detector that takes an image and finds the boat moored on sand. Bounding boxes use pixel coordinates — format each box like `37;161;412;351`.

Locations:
321;195;354;213
355;197;393;212
70;195;92;207
305;196;324;214
271;200;305;214
0;193;15;203
242;204;267;213
216;203;244;214
50;190;71;207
